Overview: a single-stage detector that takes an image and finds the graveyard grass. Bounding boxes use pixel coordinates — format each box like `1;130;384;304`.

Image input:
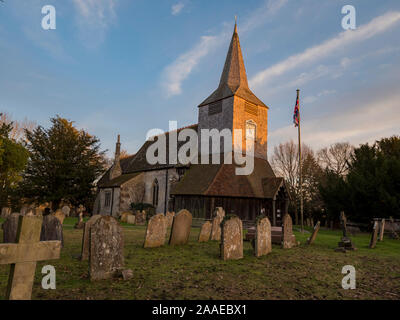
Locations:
0;217;399;300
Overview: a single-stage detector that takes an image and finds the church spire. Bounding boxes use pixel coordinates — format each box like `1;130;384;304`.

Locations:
198;21;267;108
110;134;122;180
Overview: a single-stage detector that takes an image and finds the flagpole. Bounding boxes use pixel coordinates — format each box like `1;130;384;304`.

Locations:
297;89;304;233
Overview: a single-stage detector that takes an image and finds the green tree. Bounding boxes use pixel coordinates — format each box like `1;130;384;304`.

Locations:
20;116;106;210
0;117;29;207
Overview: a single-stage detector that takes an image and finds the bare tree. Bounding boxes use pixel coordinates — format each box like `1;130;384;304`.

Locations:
120;149;131;159
317;142;354;176
0;112;36;143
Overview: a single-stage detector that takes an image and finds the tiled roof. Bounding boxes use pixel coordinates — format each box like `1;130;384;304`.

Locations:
198;24;267;108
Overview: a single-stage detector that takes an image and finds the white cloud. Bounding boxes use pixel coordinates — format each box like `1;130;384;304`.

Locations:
72;0;117;47
172;2;185;16
269;90;400;152
250;11;400;90
161;0;288;97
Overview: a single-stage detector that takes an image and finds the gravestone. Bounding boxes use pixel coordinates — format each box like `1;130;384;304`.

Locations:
282;214;297;249
53;209;66;225
0;215;61;300
254;216;271;257
220;216;243;260
1;207;11;219
40;214;64;247
20;206;30;216
169;209;192;246
135;211;147;225
81;215;102;261
144;214;167;248
120;212;132;223
198;221;212;242
307;221;321;245
2;213;21;243
61;205;71;217
89;216;124;281
166;211;175;228
369;221;379;249
379;219;385;241
210;207;225;241
335;211;356;252
127;215;136;225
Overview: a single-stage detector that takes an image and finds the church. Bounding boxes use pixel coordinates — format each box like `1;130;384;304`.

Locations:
93;23;290;225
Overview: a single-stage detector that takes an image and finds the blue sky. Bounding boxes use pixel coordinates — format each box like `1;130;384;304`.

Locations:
1;0;399;157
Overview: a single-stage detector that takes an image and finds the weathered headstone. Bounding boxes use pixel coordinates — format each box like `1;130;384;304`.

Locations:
335;211;356;252
81;215;102;261
379;219;385;241
61;205;71;217
282;214;297;249
127;215;136;225
89;216;124;281
169;209;192;246
220;216;243;260
144;214;167;248
166;211;175;228
210;207;225;241
135;211;147;225
40;214;64;247
1;207;11;219
369;221;379;249
53;209;66;225
307;221;321;245
198;221;212;242
120;211;132;223
254;216;271;257
0;215;61;300
2;213;21;243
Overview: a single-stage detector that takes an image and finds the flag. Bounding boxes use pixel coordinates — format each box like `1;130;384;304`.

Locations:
293;94;300;127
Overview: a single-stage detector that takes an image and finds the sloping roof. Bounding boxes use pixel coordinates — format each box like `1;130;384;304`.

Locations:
99;172;141;188
262;177;285;199
170;157;277;198
198;24;267;108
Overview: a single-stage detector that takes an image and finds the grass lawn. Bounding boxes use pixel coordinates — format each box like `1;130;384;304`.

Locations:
0;217;399;300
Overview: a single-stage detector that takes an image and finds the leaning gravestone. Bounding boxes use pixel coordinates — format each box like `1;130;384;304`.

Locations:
282;214;296;249
169;209;192;245
379;219;385;242
198;221;212;242
254;216;271;257
135;211;147;225
220;216;243;260
210;207;225;241
1;207;11;219
369;221;379;249
307;221;321;245
53;209;66;225
40;214;64;248
166;211;175;228
2;213;21;243
81;215;102;261
61;205;71;217
89;216;124;281
144;214;167;248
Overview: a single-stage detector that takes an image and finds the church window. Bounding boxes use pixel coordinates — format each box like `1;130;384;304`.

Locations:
208;101;222;115
152;179;159;207
104;191;111;208
246;120;257;142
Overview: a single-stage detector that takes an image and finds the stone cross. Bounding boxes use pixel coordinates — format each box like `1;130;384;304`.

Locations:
307;221;321;245
340;211;348;238
369;221;379;249
0;216;61;300
379;219;385;242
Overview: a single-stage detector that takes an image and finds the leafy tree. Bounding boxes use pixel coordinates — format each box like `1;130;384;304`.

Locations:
0;116;29;207
20;116;106;210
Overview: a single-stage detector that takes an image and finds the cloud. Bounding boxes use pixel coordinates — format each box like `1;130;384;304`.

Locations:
269;90;400;152
161;0;288;97
250;11;400;90
171;2;185;16
72;0;117;47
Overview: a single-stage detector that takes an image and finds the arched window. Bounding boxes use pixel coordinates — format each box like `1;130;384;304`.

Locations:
246;120;257;142
152;179;159;207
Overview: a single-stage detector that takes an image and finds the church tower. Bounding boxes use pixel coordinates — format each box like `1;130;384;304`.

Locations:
198;22;269;160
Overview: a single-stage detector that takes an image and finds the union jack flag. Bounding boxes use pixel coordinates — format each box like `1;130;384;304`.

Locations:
293;94;300;127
